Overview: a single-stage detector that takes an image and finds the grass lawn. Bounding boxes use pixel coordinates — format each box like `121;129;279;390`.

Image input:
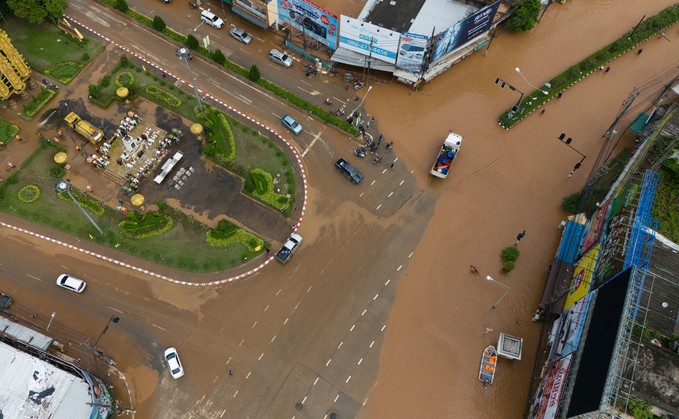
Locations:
0;119;20;149
652;167;679;243
5;18;105;84
94;58;296;215
0;144;265;273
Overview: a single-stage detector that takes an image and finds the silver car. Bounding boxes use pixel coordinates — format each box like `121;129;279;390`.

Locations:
230;28;252;45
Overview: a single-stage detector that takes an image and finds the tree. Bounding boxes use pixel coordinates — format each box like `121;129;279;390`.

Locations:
88;84;100;98
248;64;260;82
562;192;580;213
187;34;200;50
212;49;226;65
7;0;67;23
43;0;68;20
115;0;129;13
506;0;541;33
152;15;166;32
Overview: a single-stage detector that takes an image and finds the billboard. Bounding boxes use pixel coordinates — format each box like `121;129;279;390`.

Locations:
563;245;600;310
278;0;338;50
338;15;401;64
395;32;428;73
582;200;610;252
527;355;573;419
432;0;501;61
548;293;592;364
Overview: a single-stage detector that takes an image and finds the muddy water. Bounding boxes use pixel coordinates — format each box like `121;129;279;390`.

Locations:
327;0;679;417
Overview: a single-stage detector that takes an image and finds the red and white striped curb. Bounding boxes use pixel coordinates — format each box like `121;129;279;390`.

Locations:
5;17;310;286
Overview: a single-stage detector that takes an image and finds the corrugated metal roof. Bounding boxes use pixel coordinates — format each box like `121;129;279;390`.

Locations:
557;221;586;264
0;317;53;351
0;342;94;419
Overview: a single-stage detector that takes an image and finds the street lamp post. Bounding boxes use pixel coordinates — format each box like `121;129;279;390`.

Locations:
176;46;203;112
486;276;510;309
194;22;209;52
515;67;549;95
93;315;120;349
557;133;587;178
46;312;56;331
54;179;103;234
349;85;373;125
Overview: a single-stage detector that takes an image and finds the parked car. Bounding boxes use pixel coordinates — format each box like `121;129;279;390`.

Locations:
201;10;224;29
282;115;303;135
56;274;86;293
335;158;363;184
230;28;252;45
164;347;184;379
0;292;12;309
269;49;293;68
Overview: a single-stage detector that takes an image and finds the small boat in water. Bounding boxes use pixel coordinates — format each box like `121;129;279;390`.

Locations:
479;345;497;388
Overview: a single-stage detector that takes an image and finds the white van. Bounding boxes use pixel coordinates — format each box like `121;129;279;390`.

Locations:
269;49;293;68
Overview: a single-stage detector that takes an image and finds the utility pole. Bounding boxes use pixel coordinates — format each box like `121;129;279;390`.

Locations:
301;13;308;67
366;37;373;88
483;28;497;57
538;0;553;23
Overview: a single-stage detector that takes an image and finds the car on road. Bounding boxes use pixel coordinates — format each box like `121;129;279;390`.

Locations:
276;234;303;264
335;158;364;184
201;10;224;29
164;347;184;379
56;274;86;293
282;115;303;135
159;0;171;3
269;49;293;68
230;28;252;45
0;292;12;309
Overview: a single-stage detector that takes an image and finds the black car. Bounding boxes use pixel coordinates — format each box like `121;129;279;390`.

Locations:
335;158;363;184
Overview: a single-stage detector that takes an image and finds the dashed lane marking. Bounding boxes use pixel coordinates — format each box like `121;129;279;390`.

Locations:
152;324;166;331
108;306;123;313
26;274;42;281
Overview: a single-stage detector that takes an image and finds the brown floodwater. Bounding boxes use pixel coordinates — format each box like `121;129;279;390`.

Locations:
319;0;679;417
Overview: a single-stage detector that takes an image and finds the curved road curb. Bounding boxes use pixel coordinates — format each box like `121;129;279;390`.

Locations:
2;17;309;287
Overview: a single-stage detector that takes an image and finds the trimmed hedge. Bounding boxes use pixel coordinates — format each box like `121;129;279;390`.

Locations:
58;192;105;215
196;106;236;162
115;71;134;87
251;170;268;194
146;86;181;107
206;227;264;251
18;185;40;203
119;213;173;238
0;119;20;143
23;89;57;118
249;169;290;212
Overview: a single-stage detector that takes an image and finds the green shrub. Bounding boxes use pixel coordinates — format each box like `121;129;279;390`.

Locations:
501;246;520;262
115;0;129;12
562;192;580;213
18;185;40;203
101;75;111;87
206;228;264;251
243;179;255;192
119;213;173;238
187;34;200;50
248;65;261;82
217;219;238;235
202;143;215;156
247;169;290;212
502;261;515;273
212;49;226;65
82;52;90;61
50;164;66;178
120;54;129;67
135;67;142;73
153;16;166;31
115;72;134;87
58;192;104;215
88;84;100;98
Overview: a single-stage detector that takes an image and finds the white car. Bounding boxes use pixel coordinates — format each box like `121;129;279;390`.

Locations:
56;274;86;293
164;347;184;379
201;10;224;29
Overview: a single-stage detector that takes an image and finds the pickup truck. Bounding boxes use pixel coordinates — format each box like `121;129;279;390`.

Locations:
0;292;12;309
430;132;463;178
276;233;303;264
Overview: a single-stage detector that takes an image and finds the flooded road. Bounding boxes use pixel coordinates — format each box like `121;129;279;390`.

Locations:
329;0;679;417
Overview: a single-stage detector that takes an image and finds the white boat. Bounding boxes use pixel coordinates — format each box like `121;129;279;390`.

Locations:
479;345;497;388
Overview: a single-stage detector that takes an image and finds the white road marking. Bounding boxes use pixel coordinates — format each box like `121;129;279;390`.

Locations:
400;180;404;185
284;318;289;325
108;306;123;313
239;339;244;346
332;97;346;104
314;377;319;385
264;305;269;311
359;192;364;197
357;358;363;365
307;286;312;293
381;325;387;331
397;265;402;271
226;357;231;364
295;301;300;309
385;280;390;286
246;371;251;379
350;324;355;331
26;274;42;281
271;335;276;342
388;192;393;197
376;204;381;210
299;79;311;86
361;309;367;316
272;112;282;119
409;252;414;258
233;391;238;398
252;321;257;328
221;410;226;418
370;180;376;185
382;169;387;174
258;353;264;360
238;94;252;104
334;395;340;402
302;396;307;404
346;376;351;383
326;359;332;366
338;341;343;349
152;324;166;331
373;294;379;300
370;341;375;348
213;376;219;383
239;48;250;54
363;398;368;405
276;289;282;296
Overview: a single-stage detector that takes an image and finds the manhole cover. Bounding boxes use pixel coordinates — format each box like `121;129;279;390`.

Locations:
330;413;337;419
295;403;303;411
